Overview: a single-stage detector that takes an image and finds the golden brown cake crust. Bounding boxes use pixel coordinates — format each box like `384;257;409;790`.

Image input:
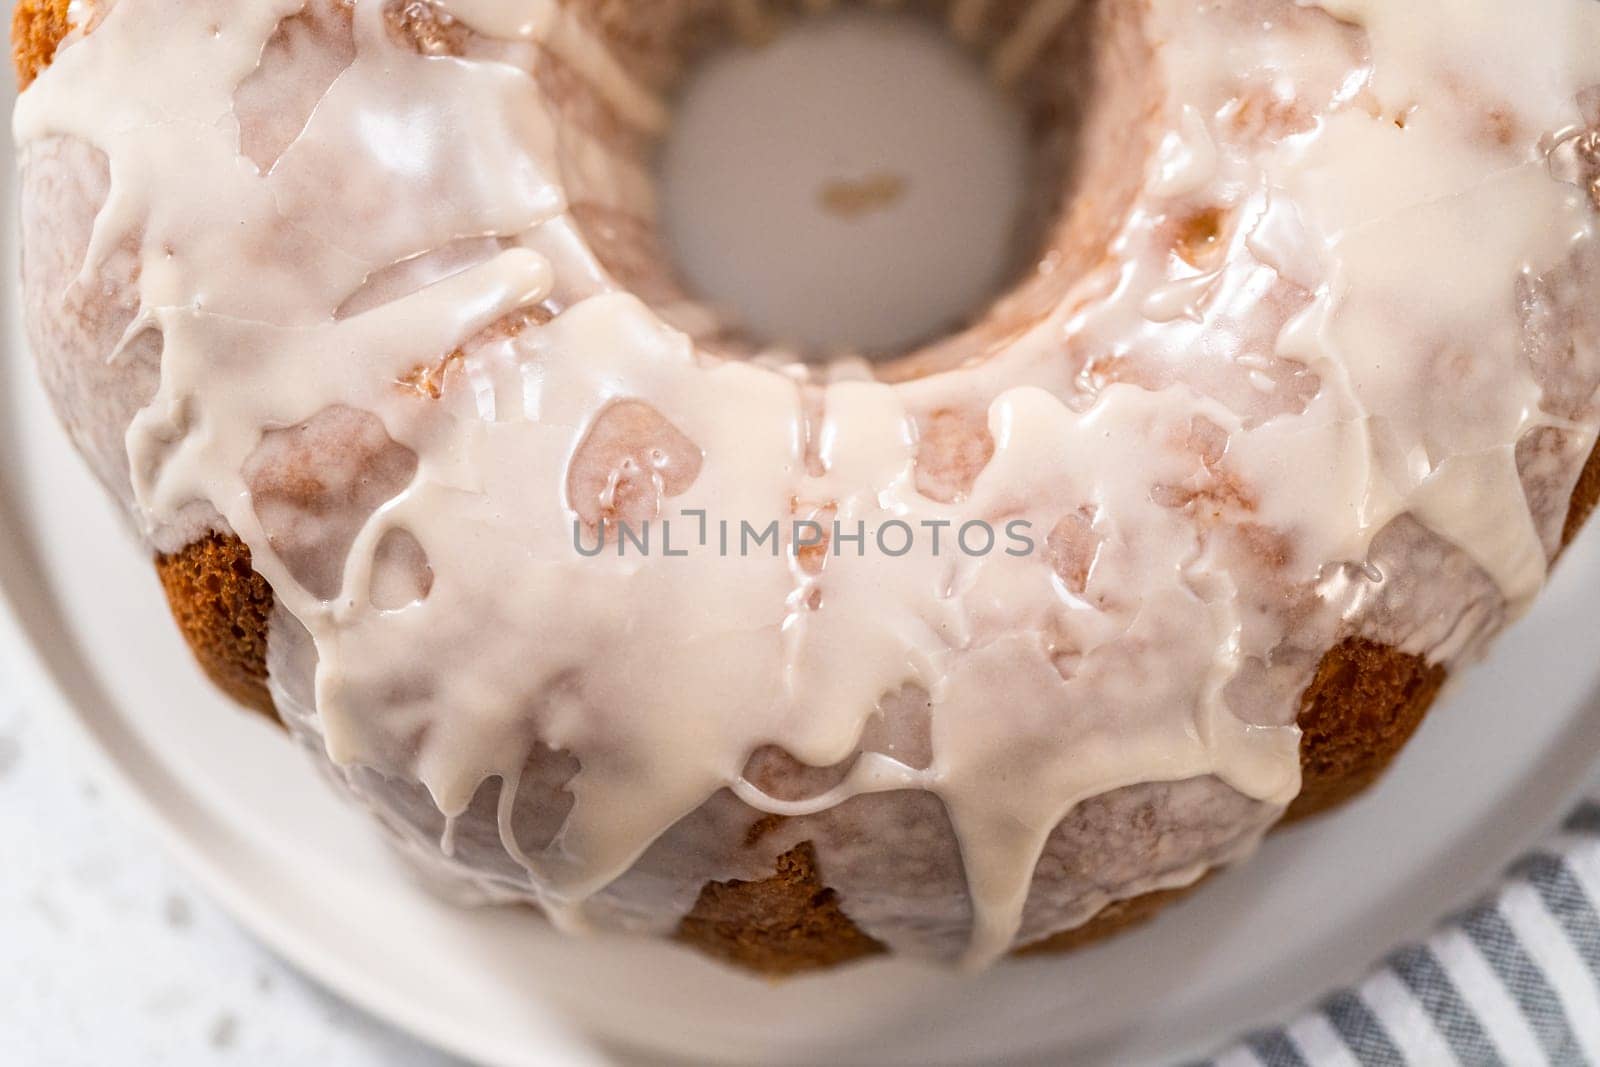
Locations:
17;5;1600;975
1565;436;1600;551
154;534;277;720
677;842;887;974
1281;637;1447;823
11;0;68;90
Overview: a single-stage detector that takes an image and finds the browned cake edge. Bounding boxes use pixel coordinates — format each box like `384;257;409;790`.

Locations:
18;0;1600;974
676;841;889;975
154;534;278;720
1565;435;1600;551
11;0;66;89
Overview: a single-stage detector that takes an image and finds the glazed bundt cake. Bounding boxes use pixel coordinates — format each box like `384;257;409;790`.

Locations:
12;0;1600;973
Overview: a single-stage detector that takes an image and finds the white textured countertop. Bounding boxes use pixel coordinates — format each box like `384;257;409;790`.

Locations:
0;648;466;1067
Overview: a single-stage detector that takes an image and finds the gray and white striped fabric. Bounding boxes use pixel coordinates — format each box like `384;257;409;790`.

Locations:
1202;796;1600;1066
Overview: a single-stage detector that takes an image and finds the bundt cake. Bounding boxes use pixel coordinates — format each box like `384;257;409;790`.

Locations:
12;0;1600;973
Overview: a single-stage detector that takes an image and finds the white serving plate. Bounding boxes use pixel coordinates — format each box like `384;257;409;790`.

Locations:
9;65;1600;1067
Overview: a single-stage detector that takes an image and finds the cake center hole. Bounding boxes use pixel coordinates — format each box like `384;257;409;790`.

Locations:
658;10;1034;358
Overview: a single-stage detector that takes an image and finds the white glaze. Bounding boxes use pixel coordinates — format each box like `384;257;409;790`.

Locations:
13;0;1600;966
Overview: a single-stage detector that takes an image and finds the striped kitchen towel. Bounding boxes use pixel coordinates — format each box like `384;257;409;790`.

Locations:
1202;797;1600;1066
